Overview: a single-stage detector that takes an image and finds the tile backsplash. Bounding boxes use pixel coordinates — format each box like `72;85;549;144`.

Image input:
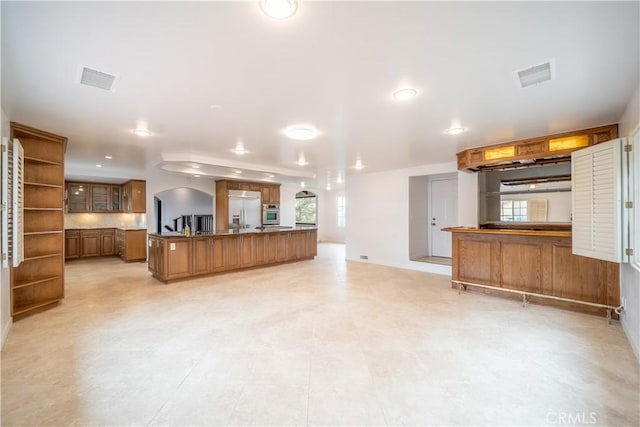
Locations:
65;213;147;230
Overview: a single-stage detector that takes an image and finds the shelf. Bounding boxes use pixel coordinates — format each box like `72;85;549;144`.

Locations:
24;156;63;166
481;188;571;196
23;253;62;262
24;207;63;211
12;275;62;290
25;181;63;188
24;231;63;236
12;298;62;316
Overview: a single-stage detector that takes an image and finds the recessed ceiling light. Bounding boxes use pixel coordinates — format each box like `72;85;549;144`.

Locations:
133;128;151;137
234;170;242;174
264;173;275;178
285;126;318;141
96;164;103;168
192;164;200;169
105;155;112;160
209;104;222;110
354;159;364;170
337;175;343;184
260;0;298;19
300;181;306;188
326;184;332;191
445;127;466;135
392;88;417;101
194;174;201;178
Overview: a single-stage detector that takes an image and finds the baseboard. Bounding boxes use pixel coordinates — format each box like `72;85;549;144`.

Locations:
1;317;12;350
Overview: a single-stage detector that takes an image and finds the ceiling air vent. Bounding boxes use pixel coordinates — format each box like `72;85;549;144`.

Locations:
79;66;118;91
517;61;554;88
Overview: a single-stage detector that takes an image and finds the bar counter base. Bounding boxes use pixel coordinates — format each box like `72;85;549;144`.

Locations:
445;227;620;318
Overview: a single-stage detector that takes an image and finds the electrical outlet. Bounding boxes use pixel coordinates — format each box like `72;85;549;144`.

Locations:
360;255;368;260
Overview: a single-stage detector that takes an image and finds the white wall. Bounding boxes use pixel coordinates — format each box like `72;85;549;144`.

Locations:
144;169;215;233
409;176;429;259
1;108;11;348
457;170;479;227
619;83;640;361
156;187;213;231
319;189;345;243
345;161;458;276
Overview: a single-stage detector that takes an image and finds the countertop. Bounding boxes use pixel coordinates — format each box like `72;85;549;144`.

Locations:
442;227;571;238
65;227;147;231
149;227;317;238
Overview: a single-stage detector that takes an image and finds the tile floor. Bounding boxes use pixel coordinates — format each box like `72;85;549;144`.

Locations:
1;243;638;426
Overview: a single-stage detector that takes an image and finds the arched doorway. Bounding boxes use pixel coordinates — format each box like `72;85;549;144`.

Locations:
154;187;213;233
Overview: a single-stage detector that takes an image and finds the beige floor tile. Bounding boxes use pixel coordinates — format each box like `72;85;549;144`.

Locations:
1;243;638;427
227;384;309;426
308;383;387;426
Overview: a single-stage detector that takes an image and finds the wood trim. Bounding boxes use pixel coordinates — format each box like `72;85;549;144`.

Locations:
443;227;571;238
457;123;618;171
10;122;68;151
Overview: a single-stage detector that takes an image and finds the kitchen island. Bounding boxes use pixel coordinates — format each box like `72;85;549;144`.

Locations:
148;227;317;283
444;227;620;317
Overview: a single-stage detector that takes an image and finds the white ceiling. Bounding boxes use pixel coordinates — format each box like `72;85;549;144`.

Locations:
2;1;639;190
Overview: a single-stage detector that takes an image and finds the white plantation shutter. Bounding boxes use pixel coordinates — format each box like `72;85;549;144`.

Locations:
1;138;8;268
571;139;623;263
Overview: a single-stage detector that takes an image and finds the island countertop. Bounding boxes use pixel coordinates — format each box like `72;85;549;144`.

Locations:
148;226;318;239
147;227;318;283
443;226;571;238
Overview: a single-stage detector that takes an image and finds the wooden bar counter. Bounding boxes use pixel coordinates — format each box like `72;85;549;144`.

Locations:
148;228;317;283
444;227;620;316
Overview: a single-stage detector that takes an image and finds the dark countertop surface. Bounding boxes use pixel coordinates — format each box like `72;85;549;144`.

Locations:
149;226;317;238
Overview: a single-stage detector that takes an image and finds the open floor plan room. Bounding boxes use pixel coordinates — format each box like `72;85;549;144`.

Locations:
1;244;638;426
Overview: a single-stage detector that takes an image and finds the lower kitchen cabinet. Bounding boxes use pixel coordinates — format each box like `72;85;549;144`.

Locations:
148;229;318;283
115;229;147;262
65;230;80;259
66;228;145;261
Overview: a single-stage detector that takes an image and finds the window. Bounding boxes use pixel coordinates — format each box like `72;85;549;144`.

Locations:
336;196;346;228
500;200;528;221
295;192;317;225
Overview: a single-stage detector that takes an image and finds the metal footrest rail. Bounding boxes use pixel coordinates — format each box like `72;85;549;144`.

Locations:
452;279;624;324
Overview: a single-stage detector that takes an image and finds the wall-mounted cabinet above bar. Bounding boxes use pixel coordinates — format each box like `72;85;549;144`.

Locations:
456;124;618;171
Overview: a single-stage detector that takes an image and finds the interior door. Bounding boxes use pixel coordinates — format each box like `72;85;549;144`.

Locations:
430;178;458;258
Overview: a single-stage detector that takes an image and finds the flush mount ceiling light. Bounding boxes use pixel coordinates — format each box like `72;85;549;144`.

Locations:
260;0;298;19
284;126;318;141
445;127;466;135
133;128;151;137
392;88;417;102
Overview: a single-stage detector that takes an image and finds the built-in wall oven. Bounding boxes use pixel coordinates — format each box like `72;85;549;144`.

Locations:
262;204;280;225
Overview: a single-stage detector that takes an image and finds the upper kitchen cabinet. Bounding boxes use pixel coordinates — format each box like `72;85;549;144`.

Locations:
261;184;280;204
456;124;618;171
122;180;146;213
66;180;145;213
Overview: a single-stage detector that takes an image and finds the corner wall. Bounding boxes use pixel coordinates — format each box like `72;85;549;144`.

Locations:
619;83;640;361
345;161;458;275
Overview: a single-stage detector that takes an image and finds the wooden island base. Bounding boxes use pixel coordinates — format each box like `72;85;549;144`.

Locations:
444;227;620;318
148;228;317;283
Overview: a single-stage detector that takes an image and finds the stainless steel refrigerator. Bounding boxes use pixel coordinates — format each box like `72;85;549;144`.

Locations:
228;190;261;229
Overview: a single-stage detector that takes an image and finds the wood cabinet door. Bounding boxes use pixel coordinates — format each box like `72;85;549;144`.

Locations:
80;231;100;257
211;238;225;272
101;231;115;255
111;186;121;211
65;232;80;259
91;184;110;211
276;233;289;262
130;181;146;213
270;186;280;204
239;236;253;267
68;183;89;212
306;230;317;257
166;239;192;280
265;234;278;263
253;234;266;265
224;235;241;270
193;237;210;275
